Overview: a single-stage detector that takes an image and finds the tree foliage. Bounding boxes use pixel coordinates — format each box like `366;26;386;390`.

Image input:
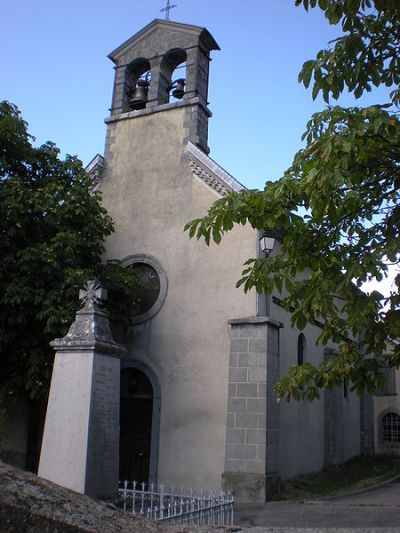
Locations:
0;102;138;400
186;0;400;400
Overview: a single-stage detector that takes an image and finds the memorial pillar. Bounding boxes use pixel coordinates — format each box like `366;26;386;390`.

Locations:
38;281;125;497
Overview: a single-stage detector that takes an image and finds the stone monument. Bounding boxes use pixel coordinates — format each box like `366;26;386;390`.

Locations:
38;281;125;497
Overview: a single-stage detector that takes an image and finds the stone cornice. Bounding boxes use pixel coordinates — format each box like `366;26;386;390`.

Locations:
228;316;283;328
105;97;211;124
187;141;245;197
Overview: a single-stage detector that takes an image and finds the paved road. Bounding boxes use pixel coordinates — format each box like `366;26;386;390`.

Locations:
235;480;400;531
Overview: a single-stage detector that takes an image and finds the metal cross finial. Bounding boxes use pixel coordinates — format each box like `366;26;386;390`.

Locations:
160;0;177;20
79;280;107;306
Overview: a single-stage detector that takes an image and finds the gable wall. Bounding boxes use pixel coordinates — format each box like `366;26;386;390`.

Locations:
99;105;256;489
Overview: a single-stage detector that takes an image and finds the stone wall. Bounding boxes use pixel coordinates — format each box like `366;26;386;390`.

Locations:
222;317;281;503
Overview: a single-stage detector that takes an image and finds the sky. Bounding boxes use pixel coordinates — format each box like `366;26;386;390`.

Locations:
2;0;396;296
1;0;391;190
1;0;397;296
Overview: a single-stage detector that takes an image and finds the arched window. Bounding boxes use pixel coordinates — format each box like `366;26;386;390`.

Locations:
125;58;151;111
382;412;400;444
159;48;187;104
297;333;305;366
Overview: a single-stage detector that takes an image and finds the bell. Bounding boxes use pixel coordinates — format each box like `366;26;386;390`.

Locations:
172;78;185;99
129;81;149;110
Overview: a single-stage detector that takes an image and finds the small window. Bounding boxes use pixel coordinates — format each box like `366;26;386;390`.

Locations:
382;412;400;443
343;378;349;399
297;334;305;366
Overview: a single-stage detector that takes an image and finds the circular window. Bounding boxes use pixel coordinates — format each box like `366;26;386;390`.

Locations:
130;263;161;316
122;254;168;324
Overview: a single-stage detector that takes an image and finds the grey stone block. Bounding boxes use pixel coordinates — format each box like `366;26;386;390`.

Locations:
230;339;249;352
247;398;266;414
236;413;258;429
257;444;266;461
238;354;259;368
258;383;267;398
228;397;246;413
249;338;267;353
258;414;267;429
248;367;267;383
237;383;258;398
229;368;248;382
246;429;266;445
258;354;267;368
229;353;238;367
234;444;258;460
226;428;246;444
223;459;254;474
238;326;259;338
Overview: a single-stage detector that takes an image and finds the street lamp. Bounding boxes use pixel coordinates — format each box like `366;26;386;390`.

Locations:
259;231;277;256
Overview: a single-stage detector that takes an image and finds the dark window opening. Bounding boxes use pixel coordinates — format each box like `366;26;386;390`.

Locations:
343;379;349;399
297;334;305;366
382;412;400;443
129;262;161;316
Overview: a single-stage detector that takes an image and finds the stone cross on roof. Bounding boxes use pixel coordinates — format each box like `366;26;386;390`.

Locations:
79;280;107;307
160;0;177;20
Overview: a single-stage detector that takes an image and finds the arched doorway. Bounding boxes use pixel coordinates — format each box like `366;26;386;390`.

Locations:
119;368;154;482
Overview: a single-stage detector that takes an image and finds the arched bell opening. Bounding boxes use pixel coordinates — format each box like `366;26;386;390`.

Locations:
159;48;187;105
125;58;151;111
120;367;153;483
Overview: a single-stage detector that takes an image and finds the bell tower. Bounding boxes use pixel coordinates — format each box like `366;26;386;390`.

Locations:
107;19;219;153
98;21;234;493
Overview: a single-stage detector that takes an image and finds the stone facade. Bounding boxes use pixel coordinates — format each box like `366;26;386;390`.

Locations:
222;318;281;502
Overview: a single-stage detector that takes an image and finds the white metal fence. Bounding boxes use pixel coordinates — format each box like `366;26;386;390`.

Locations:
118;481;234;526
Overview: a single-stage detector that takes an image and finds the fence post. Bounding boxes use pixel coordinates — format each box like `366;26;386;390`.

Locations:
159;484;164;519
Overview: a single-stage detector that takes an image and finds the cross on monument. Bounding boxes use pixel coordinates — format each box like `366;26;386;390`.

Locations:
160;0;177;20
79;280;107;306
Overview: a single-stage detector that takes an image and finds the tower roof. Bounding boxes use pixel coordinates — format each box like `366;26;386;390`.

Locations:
108;19;220;63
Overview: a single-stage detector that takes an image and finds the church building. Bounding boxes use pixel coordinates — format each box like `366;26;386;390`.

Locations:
3;17;394;504
87;19;372;502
